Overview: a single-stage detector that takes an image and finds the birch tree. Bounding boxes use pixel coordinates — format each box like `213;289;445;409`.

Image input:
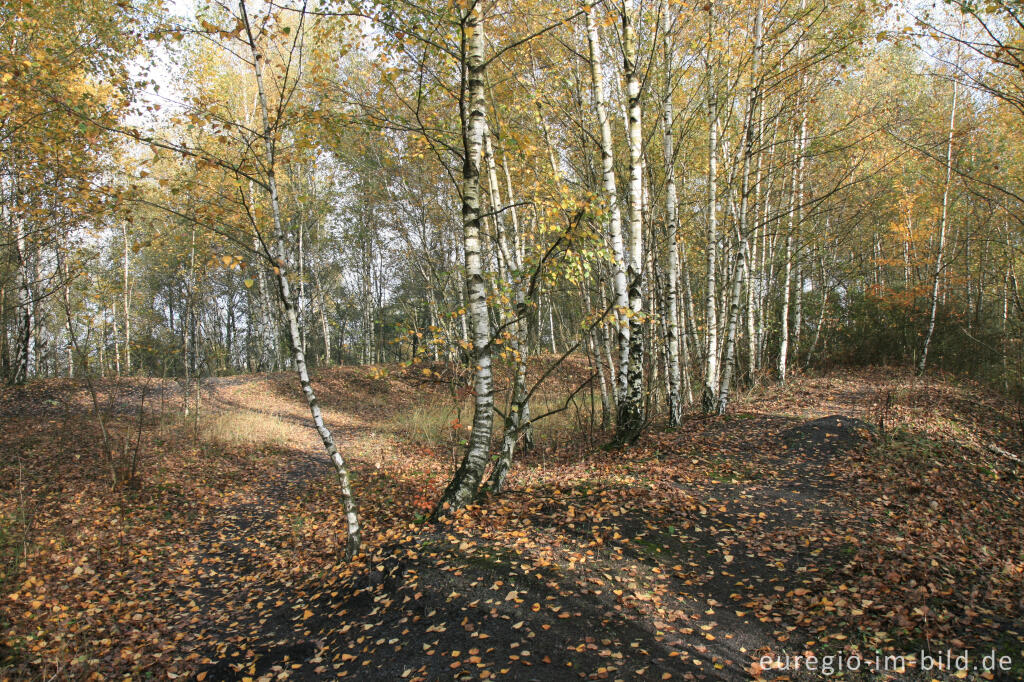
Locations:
662;9;683;425
239;0;360;556
918;67;959;374
584;0;631;419
618;0;646;443
433;0;495;515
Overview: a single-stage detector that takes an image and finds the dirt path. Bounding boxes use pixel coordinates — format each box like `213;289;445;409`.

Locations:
174;375;883;680
7;367;1021;680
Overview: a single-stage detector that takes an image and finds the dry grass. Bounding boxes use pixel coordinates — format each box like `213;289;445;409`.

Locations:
397;402;464;444
388;390;600;454
527;394;596;444
198;409;295;449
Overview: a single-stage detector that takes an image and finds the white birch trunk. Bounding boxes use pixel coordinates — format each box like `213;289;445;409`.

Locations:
435;2;495;513
778;110;805;386
702;15;720;412
716;3;761;414
240;0;360;556
12;215;34;385
482;124;530;492
746;5;764;382
662;18;682;426
794;264;803;359
918;77;958;375
585;0;631;421
122;222;131;374
620;0;645;442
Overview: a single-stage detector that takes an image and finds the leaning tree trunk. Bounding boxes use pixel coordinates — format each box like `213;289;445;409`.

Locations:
434;2;495;516
240;0;360;556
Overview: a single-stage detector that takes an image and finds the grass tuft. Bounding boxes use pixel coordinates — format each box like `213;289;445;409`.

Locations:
199;410;294;449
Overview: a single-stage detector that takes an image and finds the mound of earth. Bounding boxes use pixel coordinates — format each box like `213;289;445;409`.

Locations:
780;414;871;456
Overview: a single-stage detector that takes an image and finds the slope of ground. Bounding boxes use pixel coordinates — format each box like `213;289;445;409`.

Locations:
1;364;1022;680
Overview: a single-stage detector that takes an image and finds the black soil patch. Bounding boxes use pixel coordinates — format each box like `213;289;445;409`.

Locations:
779;414;870;458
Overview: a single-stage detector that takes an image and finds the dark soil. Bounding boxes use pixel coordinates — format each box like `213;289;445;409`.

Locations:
5;368;1022;681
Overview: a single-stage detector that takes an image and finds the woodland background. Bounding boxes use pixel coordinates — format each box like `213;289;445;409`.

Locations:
2;0;1024;678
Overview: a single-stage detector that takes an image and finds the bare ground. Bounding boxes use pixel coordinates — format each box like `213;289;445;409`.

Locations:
2;364;1023;680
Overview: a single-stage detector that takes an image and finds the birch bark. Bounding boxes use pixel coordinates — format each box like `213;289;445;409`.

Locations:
240;0;360;555
585;0;631;423
702;9;720;413
662;16;682;426
123;222;132;374
619;0;645;442
12;215;34;385
778;109;805;385
482;124;529;492
918;77;958;375
716;3;761;414
434;1;496;514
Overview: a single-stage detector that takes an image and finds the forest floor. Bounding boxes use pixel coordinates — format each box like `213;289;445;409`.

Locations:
2;361;1023;681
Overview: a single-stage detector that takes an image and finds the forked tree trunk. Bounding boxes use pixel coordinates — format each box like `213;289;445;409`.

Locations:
482;124;530;492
